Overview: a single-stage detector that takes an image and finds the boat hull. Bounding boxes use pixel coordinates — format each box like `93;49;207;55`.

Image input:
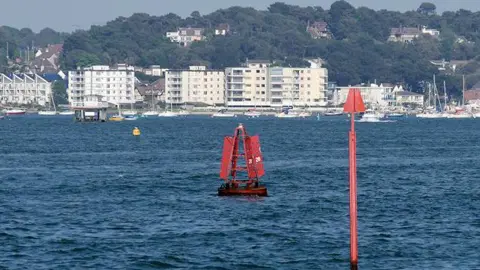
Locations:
6;110;26;115
38;111;57;115
218;185;267;196
212;113;236;117
158;112;179;117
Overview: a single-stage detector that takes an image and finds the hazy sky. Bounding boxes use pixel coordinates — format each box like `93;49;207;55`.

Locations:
1;0;479;32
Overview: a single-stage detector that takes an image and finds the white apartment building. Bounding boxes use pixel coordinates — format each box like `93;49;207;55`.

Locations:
0;73;51;106
67;64;141;108
164;66;224;106
335;83;397;107
225;60;328;107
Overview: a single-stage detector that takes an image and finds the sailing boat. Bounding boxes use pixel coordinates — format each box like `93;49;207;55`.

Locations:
38;91;57;115
417;76;443;118
218;123;267;196
158;96;178;117
275;88;299;118
449;75;472;118
123;102;137;116
244;94;261;117
298;105;312;118
142;88;158;116
109;104;124;121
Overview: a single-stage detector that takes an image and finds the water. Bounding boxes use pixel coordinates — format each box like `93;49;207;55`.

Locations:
0;116;479;269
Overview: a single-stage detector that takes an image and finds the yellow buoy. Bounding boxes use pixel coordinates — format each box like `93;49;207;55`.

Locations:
132;127;141;136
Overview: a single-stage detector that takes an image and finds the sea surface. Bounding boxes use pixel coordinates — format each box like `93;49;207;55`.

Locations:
0;115;479;269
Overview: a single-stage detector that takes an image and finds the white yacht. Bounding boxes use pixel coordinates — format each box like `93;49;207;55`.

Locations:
142;111;159;117
244;109;261;118
298;111;312;118
158;111;179;117
211;109;236;118
358;110;385;122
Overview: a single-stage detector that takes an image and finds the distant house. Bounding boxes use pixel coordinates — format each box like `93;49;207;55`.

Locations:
215;23;230;36
395;91;424;107
421;26;440;37
430;59;469;73
464;82;480;103
388;27;421;43
306;21;331;39
166;27;204;47
31;44;63;73
388;26;440;43
136;78;165;105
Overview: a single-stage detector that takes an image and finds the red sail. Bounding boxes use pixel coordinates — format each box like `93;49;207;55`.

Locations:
245;135;265;179
220;136;234;180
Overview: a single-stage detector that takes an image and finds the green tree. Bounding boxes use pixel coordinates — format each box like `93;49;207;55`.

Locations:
52;80;68;105
417;2;436;15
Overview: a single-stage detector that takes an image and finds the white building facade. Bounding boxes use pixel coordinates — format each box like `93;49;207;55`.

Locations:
225;61;328;107
164;66;224;106
0;73;51;106
335;83;397;107
67;64;141;108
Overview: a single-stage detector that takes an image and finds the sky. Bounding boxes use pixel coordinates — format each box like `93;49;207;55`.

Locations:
1;0;480;32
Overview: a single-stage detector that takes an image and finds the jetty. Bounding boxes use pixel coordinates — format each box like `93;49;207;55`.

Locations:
71;95;108;122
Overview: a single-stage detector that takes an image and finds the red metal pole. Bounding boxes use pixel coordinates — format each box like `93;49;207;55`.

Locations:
349;108;358;270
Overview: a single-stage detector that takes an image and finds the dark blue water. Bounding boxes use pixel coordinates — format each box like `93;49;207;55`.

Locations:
0;116;479;269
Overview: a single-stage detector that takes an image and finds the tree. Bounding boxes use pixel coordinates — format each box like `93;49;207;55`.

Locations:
52;80;68;105
417;2;436;15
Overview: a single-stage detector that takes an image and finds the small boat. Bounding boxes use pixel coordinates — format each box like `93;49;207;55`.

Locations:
59;111;75;115
386;113;405;118
158;111;179;117
38;91;58;115
0;115;5;120
358;110;385;122
244;109;261;118
122;110;137;116
324;111;343;116
298;111;312;118
178;110;190;116
218;123;267;196
109;115;124;121
142;111;158;117
38;111;57;115
212;109;236;118
5;109;26;115
124;115;138;121
416;112;443;118
275;107;298;118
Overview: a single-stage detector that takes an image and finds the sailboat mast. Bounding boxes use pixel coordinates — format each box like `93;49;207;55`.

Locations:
150;85;154;110
443;80;447;111
462;75;465;106
433;74;437;109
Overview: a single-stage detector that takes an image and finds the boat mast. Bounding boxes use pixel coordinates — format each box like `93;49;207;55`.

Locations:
462;75;465;106
443;80;447;112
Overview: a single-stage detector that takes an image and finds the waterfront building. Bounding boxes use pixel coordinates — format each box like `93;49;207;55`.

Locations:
0;73;52;106
335;83;397;107
225;60;328;108
164;66;225;106
67;64;142;108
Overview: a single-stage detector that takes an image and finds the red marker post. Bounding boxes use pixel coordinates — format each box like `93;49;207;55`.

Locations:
343;88;365;270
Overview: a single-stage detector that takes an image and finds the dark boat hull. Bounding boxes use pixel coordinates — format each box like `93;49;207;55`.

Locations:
218;185;268;196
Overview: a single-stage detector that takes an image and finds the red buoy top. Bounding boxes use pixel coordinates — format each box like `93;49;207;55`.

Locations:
343;88;366;113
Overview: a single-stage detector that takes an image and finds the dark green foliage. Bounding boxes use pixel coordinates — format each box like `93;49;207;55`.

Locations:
3;1;480;97
52;80;68;105
417;2;437;15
